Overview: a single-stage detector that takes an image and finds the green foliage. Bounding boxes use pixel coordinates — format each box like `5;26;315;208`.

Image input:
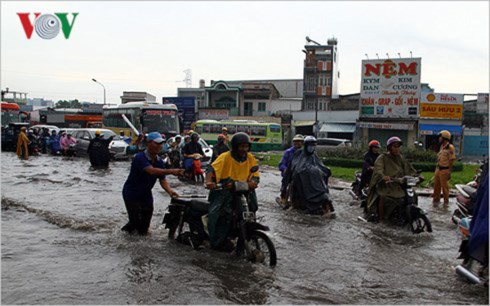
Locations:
55;99;82;109
316;146;439;163
322;157;463;172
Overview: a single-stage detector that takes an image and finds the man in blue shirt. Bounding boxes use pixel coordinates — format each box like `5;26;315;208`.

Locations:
276;134;304;205
121;131;184;235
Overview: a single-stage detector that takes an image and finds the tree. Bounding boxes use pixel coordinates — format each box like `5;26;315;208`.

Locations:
55;99;82;109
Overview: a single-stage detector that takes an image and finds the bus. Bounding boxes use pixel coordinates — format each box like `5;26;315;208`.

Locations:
195;119;282;151
102;102;180;143
1;101;21;126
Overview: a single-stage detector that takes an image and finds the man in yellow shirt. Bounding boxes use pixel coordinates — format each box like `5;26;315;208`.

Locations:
205;132;259;251
433;130;457;206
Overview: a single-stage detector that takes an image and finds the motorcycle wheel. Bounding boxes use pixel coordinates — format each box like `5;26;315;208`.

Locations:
410;215;433;234
248;230;277;267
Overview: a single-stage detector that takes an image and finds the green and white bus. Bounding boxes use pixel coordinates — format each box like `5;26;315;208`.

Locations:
195;119;282;151
102;102;180;143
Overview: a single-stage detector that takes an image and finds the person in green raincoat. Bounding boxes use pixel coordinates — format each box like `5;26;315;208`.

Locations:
204;132;260;252
366;136;417;221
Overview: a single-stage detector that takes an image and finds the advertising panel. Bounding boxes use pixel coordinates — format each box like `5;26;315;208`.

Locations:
420;93;463;119
360;58;421;118
162;97;195;131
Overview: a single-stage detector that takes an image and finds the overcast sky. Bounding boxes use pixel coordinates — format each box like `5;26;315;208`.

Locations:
1;1;488;103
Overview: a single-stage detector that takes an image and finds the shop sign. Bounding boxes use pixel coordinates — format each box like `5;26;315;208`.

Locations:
358;121;414;130
198;108;229;120
360;58;421;119
420;92;463;119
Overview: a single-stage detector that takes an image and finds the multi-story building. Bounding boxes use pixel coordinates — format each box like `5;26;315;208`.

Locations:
302;37;340;114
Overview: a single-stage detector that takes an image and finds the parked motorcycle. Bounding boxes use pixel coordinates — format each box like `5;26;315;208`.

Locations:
452;159;488;225
360;175;433;234
455;216;489;285
162;166;277;267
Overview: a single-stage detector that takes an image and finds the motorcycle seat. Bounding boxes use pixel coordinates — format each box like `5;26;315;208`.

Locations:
170;198;210;213
462;186;478;201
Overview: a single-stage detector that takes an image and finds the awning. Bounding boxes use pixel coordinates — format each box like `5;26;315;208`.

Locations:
293;120;316;127
319;123;356;133
419;124;463;136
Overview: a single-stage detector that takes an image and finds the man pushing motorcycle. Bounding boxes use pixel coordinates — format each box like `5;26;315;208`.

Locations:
205;132;260;252
365;136;418;222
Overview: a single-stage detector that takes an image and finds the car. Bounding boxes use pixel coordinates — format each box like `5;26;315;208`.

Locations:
30;124;60;135
71;128;129;160
316;138;352;148
166;136;213;167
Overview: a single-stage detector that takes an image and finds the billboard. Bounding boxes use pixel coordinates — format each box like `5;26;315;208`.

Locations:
360;58;421;118
420;93;463;119
477;93;489;113
162;97;195;131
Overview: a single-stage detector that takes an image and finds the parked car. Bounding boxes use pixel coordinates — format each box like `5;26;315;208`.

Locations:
316;138;352;148
71;128;129;160
166;136;213;167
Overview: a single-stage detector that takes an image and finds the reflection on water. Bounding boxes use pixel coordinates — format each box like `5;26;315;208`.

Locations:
1;152;488;304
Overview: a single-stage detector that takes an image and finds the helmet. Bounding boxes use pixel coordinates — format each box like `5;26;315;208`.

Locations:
230;132;251;152
292;134;304;142
368;140;381;148
387;136;403;148
222;127;228;132
218;134;225;140
304;135;317;145
187;130;194;135
175;134;182;140
438;130;451;141
190;132;199;141
95;130;101;136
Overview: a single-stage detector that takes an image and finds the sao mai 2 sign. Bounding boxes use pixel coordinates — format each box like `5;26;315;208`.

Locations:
17;13;79;39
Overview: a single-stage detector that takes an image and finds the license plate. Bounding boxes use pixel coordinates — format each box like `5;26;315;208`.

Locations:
243;212;255;220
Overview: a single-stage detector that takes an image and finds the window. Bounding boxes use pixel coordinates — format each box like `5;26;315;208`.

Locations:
210;124;221;133
250;126;266;136
269;125;281;133
236;125;250;134
258;102;266;112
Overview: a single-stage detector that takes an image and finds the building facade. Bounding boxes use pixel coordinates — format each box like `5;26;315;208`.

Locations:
302;37;340;114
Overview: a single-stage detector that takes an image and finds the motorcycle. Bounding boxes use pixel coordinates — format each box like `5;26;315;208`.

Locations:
179;155;204;184
349;171;369;201
452;159;488;225
455;216;489;285
162;166;277;267
167;147;182;169
360;175;433;234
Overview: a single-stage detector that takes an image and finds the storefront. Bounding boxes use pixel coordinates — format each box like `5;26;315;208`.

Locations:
358;120;417;148
418;121;463;154
418;93;464;154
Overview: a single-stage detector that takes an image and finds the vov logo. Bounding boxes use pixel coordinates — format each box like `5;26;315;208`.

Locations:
17;13;79;39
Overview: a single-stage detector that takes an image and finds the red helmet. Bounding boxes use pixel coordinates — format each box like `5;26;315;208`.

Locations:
217;134;225;140
368;140;381;148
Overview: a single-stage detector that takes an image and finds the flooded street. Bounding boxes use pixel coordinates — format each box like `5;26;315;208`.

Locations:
1;152;488;304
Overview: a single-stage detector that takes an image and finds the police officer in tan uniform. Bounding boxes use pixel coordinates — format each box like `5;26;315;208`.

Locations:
433;130;456;206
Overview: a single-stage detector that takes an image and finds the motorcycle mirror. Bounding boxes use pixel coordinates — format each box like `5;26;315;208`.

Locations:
250;166;259;173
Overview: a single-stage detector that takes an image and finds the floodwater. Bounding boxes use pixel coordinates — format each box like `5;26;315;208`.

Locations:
1;152;488;305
